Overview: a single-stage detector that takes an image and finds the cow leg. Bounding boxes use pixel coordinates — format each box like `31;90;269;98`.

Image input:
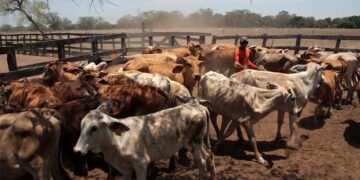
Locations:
133;161;148;180
236;125;245;142
275;110;285;141
213;119;239;151
219;115;232;138
344;77;354;104
202;145;216;180
18;155;49;180
193;143;207;180
210;111;220;138
313;104;322;125
287;112;299;149
242;122;268;166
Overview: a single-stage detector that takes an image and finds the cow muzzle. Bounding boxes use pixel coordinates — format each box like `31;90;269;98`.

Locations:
194;74;201;81
73;143;88;156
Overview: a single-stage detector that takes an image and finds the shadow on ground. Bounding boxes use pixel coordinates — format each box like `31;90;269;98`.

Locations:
342;119;360;148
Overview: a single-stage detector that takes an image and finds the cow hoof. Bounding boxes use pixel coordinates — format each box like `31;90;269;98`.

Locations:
256;158;269;167
287;141;300;150
274;136;283;142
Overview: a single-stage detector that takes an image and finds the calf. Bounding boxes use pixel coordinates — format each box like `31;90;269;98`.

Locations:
0;108;68;180
74;98;216;180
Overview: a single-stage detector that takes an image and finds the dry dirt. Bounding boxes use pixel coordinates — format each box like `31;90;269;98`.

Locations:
67;100;360;180
1;28;360;179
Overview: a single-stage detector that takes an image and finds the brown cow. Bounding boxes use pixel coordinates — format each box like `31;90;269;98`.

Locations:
52;96;102;176
312;70;342;124
8;83;63;110
43;61;83;85
6;81;96;111
123;56;203;93
0;108;69;180
97;84;171;117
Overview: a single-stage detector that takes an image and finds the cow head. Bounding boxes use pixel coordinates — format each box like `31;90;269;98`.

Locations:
11;109;61;160
43;61;83;85
74;101;129;156
188;42;203;57
173;56;204;92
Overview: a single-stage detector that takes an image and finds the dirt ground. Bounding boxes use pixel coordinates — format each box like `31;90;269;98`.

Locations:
1;28;360;179
66;99;360;180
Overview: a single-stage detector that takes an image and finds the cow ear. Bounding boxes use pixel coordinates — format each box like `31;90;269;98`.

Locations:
108;121;130;136
173;65;184;73
198;99;212;107
289;64;307;73
97;101;113;114
98;79;108;84
198;60;204;66
175;95;191;103
317;66;324;71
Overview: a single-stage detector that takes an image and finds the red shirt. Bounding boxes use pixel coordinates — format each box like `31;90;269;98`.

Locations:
234;47;257;72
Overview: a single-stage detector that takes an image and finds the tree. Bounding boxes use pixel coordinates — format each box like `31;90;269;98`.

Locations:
0;24;12;31
77;16;98;30
274;10;291;27
0;0;50;37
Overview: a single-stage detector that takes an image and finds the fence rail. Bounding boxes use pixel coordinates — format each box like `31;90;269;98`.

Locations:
1;32;360;81
212;34;360;54
0;32;211;81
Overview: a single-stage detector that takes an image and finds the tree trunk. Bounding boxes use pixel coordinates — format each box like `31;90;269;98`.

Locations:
20;9;48;39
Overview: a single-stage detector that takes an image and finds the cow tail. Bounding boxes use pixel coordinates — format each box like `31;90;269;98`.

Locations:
58;119;71;180
205;108;211;149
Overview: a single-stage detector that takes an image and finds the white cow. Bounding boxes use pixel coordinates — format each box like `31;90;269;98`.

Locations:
74;98;216;180
199;71;297;166
231;62;324;137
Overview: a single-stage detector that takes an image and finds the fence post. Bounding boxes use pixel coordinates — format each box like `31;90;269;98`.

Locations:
51;34;54;56
121;37;126;49
57;44;65;59
91;40;98;53
294;34;302;55
112;33;115;50
262;34;268;47
141;21;145;47
186;35;191;45
334;36;342;53
199;36;205;44
170;36;175;46
16;35;19;53
0;35;2;46
23;35;26;54
7;46;17;71
67;33;71;54
211;35;217;44
234;34;239;45
79;34;83;53
148;36;153;46
35;34;39;56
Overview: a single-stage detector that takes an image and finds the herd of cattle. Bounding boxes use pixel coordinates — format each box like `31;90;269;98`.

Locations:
0;42;359;180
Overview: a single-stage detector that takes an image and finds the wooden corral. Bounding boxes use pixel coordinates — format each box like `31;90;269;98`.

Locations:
1;32;360;82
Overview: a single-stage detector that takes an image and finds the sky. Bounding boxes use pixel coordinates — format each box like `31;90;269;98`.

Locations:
1;0;360;26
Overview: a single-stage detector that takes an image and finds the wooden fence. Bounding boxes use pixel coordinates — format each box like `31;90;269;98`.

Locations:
212;34;360;54
0;32;211;81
